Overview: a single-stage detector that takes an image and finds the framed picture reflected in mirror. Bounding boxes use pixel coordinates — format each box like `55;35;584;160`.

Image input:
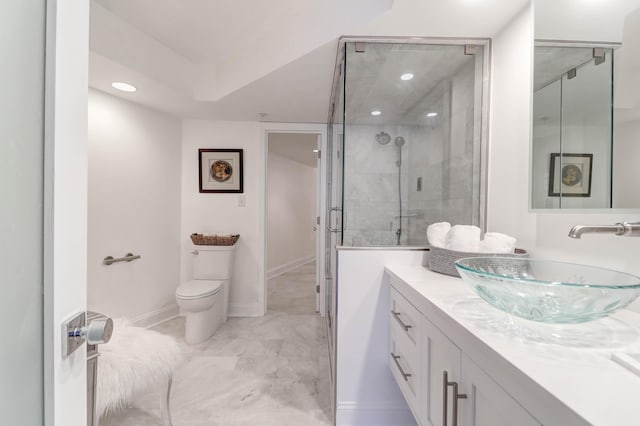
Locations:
548;153;592;197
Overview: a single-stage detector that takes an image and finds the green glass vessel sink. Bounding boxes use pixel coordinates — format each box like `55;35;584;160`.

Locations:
454;257;640;323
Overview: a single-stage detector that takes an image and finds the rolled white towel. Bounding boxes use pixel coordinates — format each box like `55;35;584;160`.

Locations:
479;232;517;254
426;222;451;248
444;225;481;252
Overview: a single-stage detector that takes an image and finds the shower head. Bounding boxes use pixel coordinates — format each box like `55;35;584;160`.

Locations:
394;136;405;147
375;131;391;145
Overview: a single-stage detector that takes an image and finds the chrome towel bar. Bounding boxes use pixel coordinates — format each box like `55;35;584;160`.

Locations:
103;253;141;266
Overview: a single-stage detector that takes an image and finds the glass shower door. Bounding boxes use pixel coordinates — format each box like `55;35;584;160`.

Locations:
325;48;345;419
0;0;46;424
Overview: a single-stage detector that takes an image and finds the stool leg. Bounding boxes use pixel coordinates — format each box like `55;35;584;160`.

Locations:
160;376;173;426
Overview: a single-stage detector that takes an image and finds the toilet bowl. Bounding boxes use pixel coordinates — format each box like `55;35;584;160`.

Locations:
176;244;236;344
176;279;224;344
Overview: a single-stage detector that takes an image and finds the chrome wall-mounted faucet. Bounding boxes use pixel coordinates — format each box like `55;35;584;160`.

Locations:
568;221;640;239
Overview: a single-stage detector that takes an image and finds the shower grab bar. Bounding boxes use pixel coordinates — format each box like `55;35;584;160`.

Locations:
103;253;141;266
394;214;419;219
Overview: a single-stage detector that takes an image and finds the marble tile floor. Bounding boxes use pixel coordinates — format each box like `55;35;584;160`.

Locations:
267;261;317;315
101;264;330;426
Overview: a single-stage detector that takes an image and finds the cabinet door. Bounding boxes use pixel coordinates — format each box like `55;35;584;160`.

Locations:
423;320;462;426
460;354;541;426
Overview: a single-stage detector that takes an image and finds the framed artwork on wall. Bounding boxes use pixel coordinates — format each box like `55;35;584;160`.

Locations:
548;153;592;197
199;149;244;193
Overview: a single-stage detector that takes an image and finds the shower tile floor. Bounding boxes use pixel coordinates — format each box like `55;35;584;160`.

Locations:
101;262;331;426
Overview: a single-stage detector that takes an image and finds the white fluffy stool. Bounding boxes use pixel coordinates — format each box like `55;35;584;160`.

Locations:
96;319;183;425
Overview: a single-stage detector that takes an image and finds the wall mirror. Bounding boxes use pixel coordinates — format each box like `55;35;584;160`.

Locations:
532;0;640;209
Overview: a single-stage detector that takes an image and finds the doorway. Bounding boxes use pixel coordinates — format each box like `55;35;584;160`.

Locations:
266;132;321;314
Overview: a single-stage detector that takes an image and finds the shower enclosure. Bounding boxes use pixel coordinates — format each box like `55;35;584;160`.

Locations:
323;39;489;416
329;40;487;247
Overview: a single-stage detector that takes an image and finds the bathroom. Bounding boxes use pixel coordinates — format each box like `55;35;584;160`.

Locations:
3;0;640;425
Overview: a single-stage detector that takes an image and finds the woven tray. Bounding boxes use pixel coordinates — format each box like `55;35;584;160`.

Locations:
428;246;528;277
190;233;240;246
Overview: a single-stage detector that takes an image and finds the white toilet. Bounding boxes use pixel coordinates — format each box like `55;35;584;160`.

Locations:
175;244;235;344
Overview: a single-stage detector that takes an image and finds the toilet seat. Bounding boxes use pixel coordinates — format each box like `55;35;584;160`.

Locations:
176;279;223;299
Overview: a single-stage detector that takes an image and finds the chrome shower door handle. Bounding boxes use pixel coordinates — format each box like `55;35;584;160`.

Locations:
328;207;342;232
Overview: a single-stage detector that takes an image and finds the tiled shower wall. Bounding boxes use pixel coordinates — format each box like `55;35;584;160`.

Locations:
343;60;479;247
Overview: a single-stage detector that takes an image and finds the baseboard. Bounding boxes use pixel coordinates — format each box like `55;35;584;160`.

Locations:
130;304;180;328
228;302;260;317
336;401;416;426
267;255;315;280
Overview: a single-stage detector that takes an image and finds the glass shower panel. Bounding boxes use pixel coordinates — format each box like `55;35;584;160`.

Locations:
532;79;563;209
0;0;46;423
559;50;613;208
342;42;484;247
532;46;614;209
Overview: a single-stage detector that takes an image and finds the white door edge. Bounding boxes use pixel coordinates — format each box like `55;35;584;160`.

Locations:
44;1;90;425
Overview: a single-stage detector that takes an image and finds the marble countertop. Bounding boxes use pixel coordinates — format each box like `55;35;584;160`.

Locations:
385;264;640;426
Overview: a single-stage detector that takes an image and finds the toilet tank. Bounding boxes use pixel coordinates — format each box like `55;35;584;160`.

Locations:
191;245;236;280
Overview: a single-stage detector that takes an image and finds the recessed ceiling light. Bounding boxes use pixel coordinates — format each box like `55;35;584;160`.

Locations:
426;112;438;117
111;82;137;92
371;110;382;116
400;73;414;81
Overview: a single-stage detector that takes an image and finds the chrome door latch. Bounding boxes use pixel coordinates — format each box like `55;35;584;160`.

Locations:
62;312;114;358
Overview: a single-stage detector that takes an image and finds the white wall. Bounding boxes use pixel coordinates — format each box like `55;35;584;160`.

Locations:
181;120;262;316
267;151;317;272
87;89;182;324
535;0;639;42
336;249;425;426
489;5;640;302
487;5;538;250
613;119;640;208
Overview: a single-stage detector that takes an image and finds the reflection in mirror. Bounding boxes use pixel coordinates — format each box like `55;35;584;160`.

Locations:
532;1;640;209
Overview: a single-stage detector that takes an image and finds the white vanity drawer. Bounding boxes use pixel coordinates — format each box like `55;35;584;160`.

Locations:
390;286;422;346
390;323;421;421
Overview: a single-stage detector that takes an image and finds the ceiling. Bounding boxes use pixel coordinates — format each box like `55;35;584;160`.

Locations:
344;43;476;125
89;0;530;123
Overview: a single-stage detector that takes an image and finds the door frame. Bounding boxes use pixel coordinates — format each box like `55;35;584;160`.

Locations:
44;1;90;424
259;123;327;317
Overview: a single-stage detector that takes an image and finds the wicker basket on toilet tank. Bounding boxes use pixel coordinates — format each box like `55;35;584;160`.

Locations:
190;233;240;246
428;246;528;277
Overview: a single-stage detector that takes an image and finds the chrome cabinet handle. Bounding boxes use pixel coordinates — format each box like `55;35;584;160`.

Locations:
391;352;412;381
443;370;467;426
443;371;448;426
391;310;412;331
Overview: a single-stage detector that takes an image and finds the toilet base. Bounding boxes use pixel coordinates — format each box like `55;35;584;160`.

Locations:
183;299;223;345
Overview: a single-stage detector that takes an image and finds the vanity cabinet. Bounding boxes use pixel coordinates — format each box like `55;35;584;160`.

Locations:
389;286;423;421
390;285;540;426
